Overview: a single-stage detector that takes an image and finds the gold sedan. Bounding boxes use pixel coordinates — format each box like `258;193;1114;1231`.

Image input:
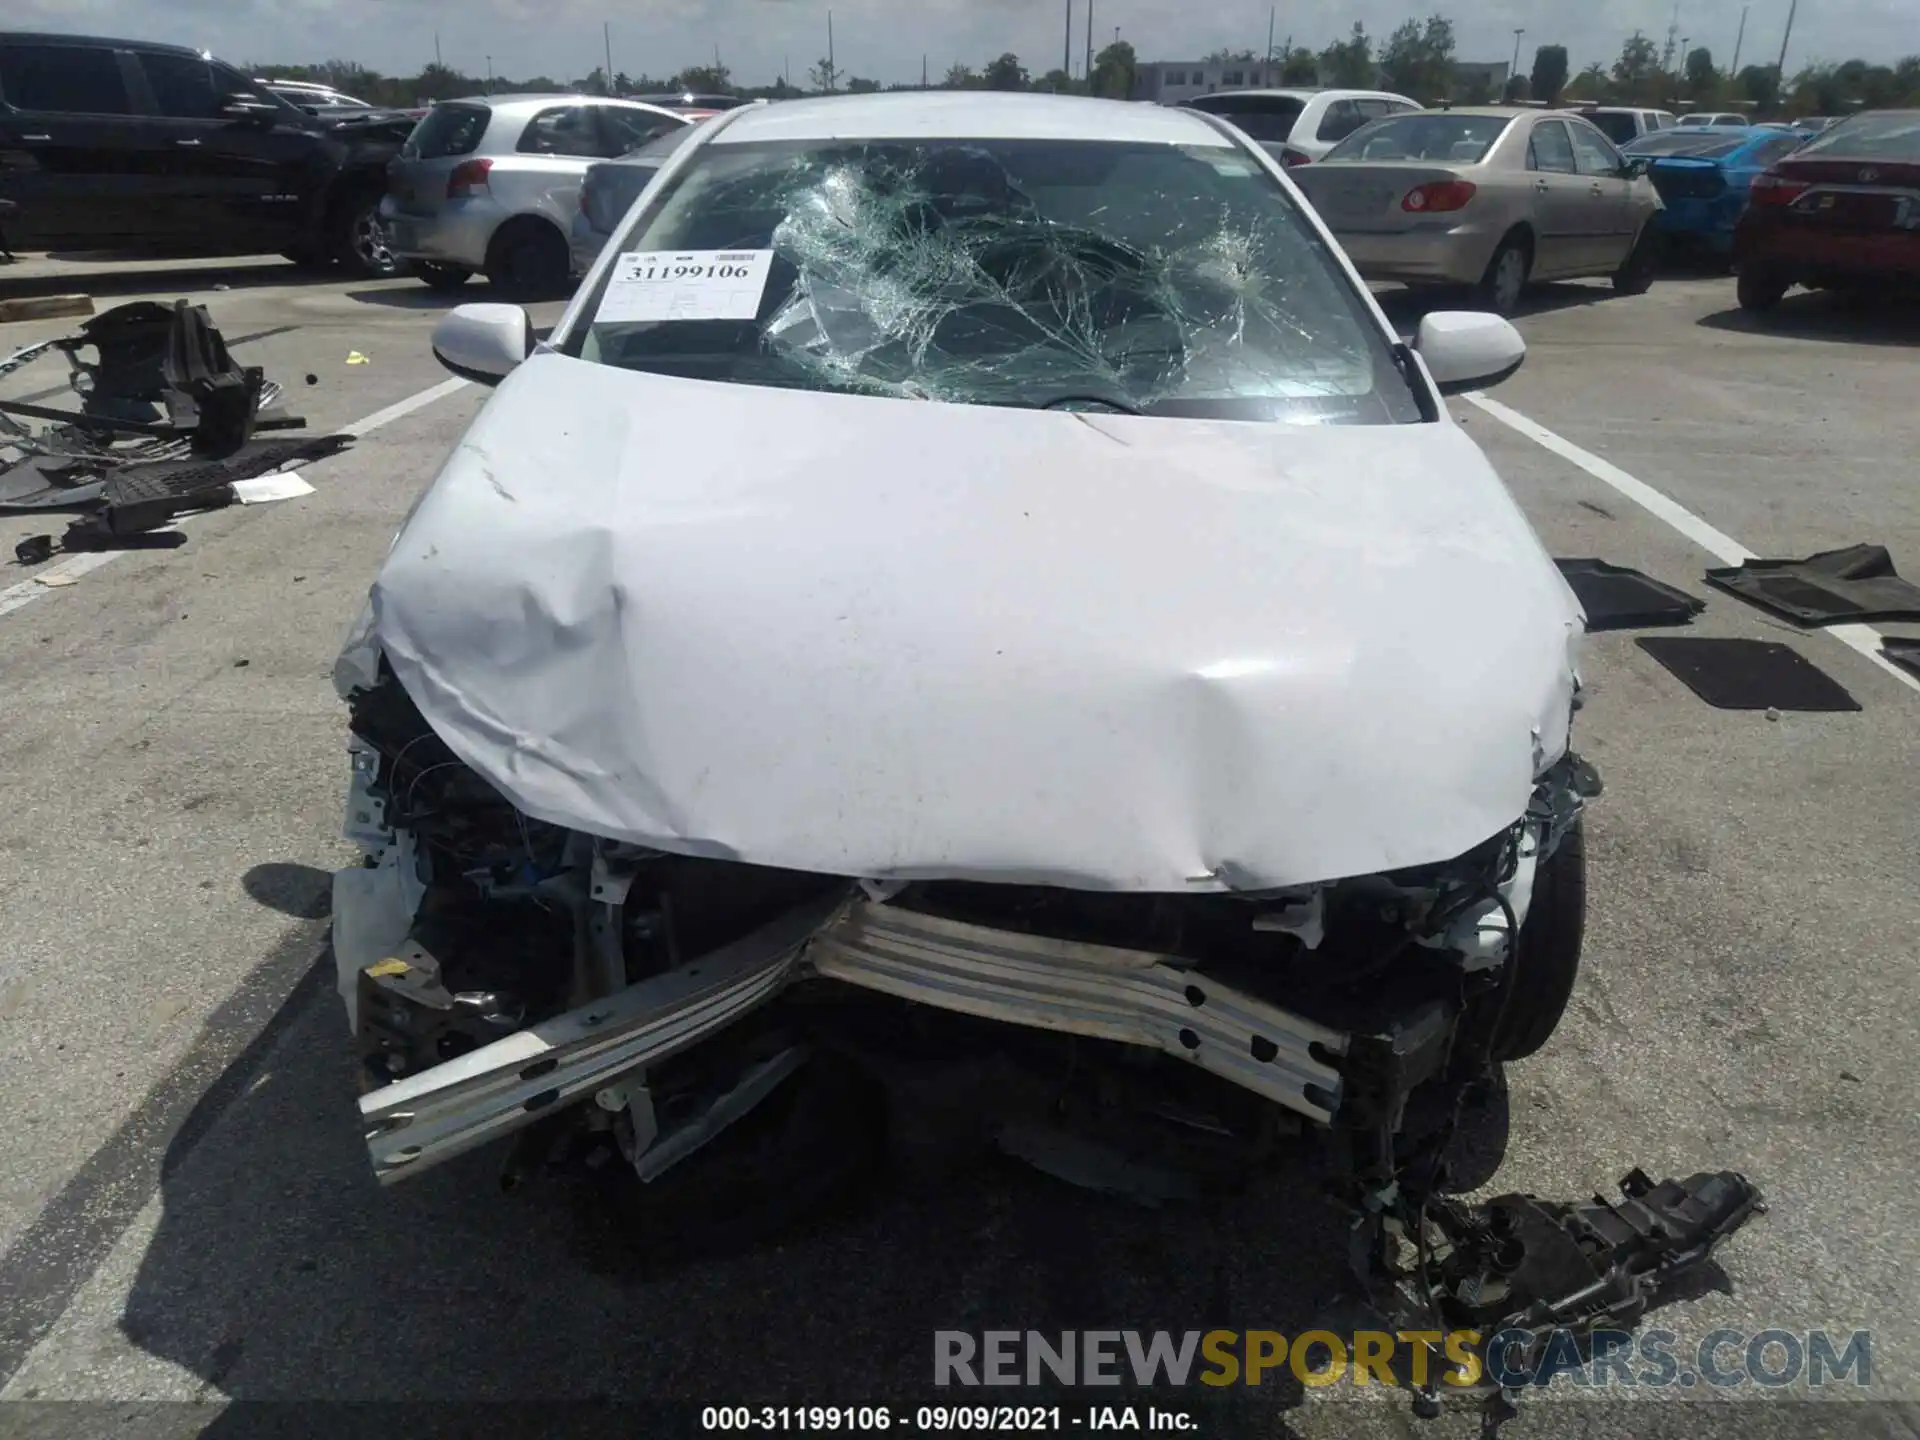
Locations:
1291;107;1665;315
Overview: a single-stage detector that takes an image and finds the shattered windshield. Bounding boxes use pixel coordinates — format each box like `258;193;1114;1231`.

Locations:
568;136;1422;424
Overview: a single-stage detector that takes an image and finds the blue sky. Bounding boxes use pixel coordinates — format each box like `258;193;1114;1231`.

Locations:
11;0;1910;87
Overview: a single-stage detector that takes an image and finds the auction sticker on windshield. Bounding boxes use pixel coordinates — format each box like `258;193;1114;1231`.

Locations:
599;249;774;323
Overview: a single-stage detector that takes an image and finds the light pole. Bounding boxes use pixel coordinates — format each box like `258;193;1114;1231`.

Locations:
485;55;493;94
1510;27;1525;87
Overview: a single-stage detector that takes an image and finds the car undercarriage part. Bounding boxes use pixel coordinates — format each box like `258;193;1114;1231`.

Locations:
1882;634;1920;678
1636;635;1862;712
338;668;1762;1414
1406;1169;1765;1408
1;304;319;524
1706;543;1920;627
1553;558;1705;631
3;310;350;542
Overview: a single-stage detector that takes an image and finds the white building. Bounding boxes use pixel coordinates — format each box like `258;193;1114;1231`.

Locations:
1131;59;1305;103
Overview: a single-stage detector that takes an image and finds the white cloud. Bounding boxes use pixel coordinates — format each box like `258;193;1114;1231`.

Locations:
9;0;1912;86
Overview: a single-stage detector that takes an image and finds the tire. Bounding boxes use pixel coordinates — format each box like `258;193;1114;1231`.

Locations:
1611;224;1659;295
416;261;472;293
1474;233;1531;317
485;218;571;299
1737;267;1789;312
1489;819;1586;1063
335;194;402;279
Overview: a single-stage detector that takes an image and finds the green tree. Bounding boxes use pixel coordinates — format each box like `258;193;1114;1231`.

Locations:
1037;67;1078;93
844;75;881;93
1683;47;1717;101
1379;21;1424;94
675;64;732;94
1280;46;1319;84
1203;48;1259;65
1320;22;1373;88
1566;60;1610;100
411;62;472;102
1090;40;1136;98
1380;14;1454;100
982;52;1030;90
1503;74;1531;102
1612;31;1660;101
808;56;840;93
943;62;979;89
1736;63;1780;113
1530;44;1569;104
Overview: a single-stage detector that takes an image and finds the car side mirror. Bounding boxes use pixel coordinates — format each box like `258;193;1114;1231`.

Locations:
1622;156;1653;179
431;303;534;384
219;92;280;123
1415;311;1526;393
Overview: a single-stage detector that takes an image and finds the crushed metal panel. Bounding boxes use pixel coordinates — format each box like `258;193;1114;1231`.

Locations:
808;900;1347;1123
364;353;1581;892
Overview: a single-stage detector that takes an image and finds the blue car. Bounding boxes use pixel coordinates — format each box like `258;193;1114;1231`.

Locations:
1623;125;1810;258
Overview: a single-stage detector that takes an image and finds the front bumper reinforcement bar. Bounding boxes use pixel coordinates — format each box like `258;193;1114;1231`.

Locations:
809;900;1350;1123
359;893;845;1183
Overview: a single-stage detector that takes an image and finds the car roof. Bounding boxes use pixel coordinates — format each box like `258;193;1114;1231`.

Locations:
0;30;212;58
445;93;687;118
711;90;1231;145
1194;88;1421;109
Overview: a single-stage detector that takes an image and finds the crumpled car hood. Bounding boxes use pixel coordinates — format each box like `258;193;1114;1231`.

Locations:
350;352;1581;891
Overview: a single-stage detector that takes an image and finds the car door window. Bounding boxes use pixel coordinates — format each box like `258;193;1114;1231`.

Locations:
141;53;280;120
597;107;680;156
1355;98;1392;123
518;105;601;157
138;52;224;118
0;43;132;114
1317;100;1366;143
1528;120;1577;173
1568;122;1624;176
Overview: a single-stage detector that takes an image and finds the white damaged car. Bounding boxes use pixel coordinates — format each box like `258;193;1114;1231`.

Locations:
333;92;1759;1386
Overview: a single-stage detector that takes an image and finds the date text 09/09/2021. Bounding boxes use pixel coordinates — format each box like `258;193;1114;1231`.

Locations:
701;1408;1192;1432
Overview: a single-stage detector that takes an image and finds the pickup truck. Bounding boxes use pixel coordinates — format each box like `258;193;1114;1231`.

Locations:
0;31;418;275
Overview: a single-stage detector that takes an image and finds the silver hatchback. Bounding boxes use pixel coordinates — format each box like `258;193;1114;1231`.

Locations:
382;95;690;295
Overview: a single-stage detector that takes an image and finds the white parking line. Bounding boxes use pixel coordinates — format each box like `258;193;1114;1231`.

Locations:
1464;391;1920;697
0;376;471;622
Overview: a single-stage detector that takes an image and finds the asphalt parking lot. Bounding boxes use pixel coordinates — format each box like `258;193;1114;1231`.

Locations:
0;255;1916;1439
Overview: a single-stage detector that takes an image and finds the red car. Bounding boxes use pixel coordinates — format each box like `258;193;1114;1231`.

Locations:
1733;108;1920;311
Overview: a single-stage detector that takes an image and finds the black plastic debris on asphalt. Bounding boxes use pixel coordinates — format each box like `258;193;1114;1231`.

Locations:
1;300;350;556
1636;636;1862;712
1705;544;1920;627
1555;558;1706;631
1881;635;1920;678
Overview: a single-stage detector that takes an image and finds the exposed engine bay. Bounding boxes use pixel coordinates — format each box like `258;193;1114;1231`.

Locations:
333;663;1762;1415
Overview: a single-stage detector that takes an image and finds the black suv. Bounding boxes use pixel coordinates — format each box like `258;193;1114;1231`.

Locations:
0;32;417;275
